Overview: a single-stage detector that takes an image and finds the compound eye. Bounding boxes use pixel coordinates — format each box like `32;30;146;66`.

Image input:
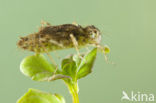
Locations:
93;30;97;34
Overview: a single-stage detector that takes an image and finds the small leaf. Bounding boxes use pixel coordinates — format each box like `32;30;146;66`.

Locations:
20;54;65;81
17;88;65;103
61;58;77;81
77;48;97;79
61;58;72;69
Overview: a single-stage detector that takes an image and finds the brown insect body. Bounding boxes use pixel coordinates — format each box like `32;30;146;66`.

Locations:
17;24;101;53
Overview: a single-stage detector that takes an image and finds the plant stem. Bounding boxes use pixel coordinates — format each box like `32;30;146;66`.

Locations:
70;87;79;103
65;81;79;103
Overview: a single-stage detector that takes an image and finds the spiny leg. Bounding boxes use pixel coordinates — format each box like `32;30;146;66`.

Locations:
38;36;58;81
40;43;58;69
70;34;82;59
34;37;57;73
69;34;88;64
43;46;59;81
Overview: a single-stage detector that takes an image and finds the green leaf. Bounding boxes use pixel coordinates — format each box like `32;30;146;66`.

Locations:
61;48;97;81
20;54;67;81
17;88;65;103
77;48;97;79
61;58;77;81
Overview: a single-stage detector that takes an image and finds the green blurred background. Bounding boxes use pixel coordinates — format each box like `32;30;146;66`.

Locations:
0;0;156;103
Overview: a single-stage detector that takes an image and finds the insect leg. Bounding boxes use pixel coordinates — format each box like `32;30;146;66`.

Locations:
69;34;87;63
41;44;58;70
41;20;51;26
38;35;59;80
42;47;60;80
72;21;79;26
39;20;51;31
96;44;109;62
96;44;115;65
70;34;82;58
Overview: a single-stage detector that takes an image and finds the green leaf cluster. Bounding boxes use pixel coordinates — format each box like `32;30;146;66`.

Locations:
18;48;97;103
